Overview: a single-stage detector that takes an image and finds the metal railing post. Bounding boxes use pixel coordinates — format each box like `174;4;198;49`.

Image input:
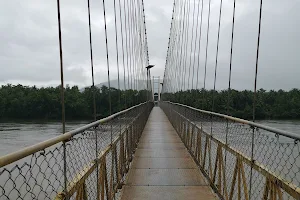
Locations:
96;126;100;200
249;126;255;200
223;118;229;196
63;141;68;200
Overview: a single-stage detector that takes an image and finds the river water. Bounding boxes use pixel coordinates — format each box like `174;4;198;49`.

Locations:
0;120;299;157
0;121;90;156
0;119;300;199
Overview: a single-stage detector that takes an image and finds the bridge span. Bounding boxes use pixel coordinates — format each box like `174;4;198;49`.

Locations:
120;107;217;199
1;102;299;200
1;0;299;198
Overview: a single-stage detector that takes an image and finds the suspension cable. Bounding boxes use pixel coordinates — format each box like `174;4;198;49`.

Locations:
179;0;188;92
253;0;263;123
227;0;236;116
202;0;212;109
56;0;67;198
56;0;65;134
128;0;134;91
163;0;177;96
118;0;127;108
223;0;236;196
173;0;185;94
250;0;263;199
101;0;112;123
113;0;121;111
187;0;196;89
170;0;180;94
86;1;99;199
86;0;96;121
182;0;190;91
123;0;130;92
142;0;149;98
191;0;201;90
196;0;204;90
211;0;223;112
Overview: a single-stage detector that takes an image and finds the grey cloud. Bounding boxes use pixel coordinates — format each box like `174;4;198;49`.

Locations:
0;0;299;91
167;0;300;91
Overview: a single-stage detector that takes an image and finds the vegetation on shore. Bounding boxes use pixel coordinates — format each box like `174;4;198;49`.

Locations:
162;88;300;120
0;84;147;120
0;84;299;120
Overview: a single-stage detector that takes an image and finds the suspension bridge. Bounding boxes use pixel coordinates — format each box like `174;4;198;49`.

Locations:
0;0;300;199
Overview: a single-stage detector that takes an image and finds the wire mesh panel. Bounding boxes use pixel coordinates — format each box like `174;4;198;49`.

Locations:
0;102;153;200
0;145;65;200
160;101;300;200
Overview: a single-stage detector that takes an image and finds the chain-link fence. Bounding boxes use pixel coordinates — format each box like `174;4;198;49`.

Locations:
0;102;153;200
161;101;300;200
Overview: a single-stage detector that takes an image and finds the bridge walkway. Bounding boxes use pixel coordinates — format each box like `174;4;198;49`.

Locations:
120;107;217;200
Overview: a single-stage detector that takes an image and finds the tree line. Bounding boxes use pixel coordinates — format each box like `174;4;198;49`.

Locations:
162;88;300;120
1;84;299;120
0;84;147;120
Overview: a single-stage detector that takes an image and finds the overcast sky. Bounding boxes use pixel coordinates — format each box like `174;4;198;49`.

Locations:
0;0;299;90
